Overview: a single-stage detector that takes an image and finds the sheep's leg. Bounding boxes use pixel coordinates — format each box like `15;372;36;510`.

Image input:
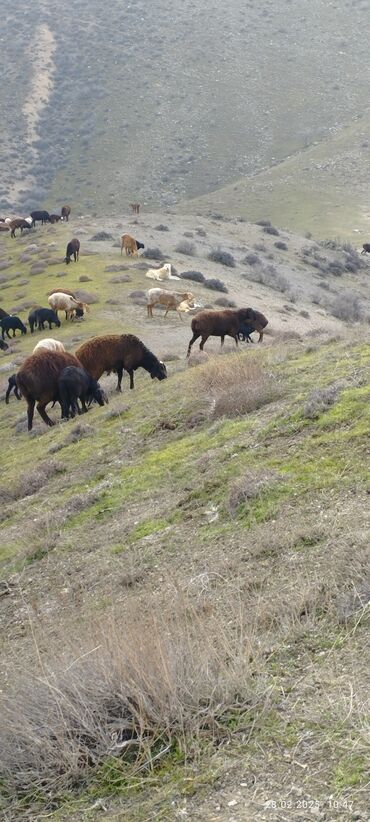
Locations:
255;327;264;342
80;399;88;413
220;335;225;348
187;332;200;357
116;367;124;392
199;335;209;351
128;370;135;390
27;398;35;431
36;402;55;427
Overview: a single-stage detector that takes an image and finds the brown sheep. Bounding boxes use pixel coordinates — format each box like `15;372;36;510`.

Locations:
9;218;32;238
61;205;71;222
65;238;80;264
75;334;167;391
16;350;82;430
130;202;140;214
120;234;138;256
186;308;268;357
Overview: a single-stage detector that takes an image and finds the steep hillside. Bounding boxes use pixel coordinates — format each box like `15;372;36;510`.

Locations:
0;214;369;819
2;0;370;237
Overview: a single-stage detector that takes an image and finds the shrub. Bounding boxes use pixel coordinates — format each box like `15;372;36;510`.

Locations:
329;292;364;322
180;270;205;283
204;278;228;293
243;253;260;266
303;384;340;419
263;225;279;236
255;219;271;227
274;241;288;250
253;242;267;253
175;240;196;256
207;248;235;267
154;224;169;231
89;232;113;241
214;297;237;307
142;247;164;260
195;227;207;237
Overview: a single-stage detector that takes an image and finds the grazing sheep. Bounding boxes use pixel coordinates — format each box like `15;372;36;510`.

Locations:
59;366;108;419
186;308;268;357
49;213;62;224
33;338;66;353
64;238;80;264
75;334;167;391
145;263;179;281
130;202;140;214
9;218;33;238
238;312;268;343
361;243;370;254
30;210;50;227
0;316;27;339
61;205;71;222
146;288;194;319
29;307;61;333
0;339;9;351
48;292;88;320
28;306;43;333
5;374;21;403
16;350;82;430
120;234;145;256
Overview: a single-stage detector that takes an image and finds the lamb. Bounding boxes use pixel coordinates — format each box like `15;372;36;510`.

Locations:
238;312;268;343
146;288;195;319
145;263;179;281
5;374;21;403
48;292;88;320
61;205;71;222
120;234;145;256
33;338;66;353
75;334;167;391
30;210;50;227
186;308;268;357
29;307;61;333
9;218;33;238
0;316;27;339
58;366;108;419
64;238;80;264
49;213;62;224
16;350;82;430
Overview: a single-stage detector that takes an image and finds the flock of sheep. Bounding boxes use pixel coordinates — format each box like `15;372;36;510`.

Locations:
1;219;269;432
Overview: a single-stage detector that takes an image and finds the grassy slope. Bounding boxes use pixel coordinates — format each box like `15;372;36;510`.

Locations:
176;112;370;240
0;224;369;819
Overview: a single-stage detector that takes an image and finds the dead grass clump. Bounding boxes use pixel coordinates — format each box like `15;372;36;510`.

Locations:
0;600;260;805
180;270;205;283
154;224;169;231
8;460;66;500
191;354;282;419
142;247;164;260
74;289;99;304
228;469;281;517
303;384;340;419
49;423;95;452
204;277;228;293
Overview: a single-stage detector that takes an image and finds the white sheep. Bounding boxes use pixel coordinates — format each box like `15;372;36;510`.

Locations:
145;263;179;281
33;338;66;353
146;288;195;319
48;292;88;320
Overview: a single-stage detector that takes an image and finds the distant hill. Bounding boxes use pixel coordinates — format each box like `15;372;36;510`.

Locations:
1;0;370;237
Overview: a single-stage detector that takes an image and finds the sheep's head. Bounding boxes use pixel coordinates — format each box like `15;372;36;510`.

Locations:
151;360;167;381
64;256;71;265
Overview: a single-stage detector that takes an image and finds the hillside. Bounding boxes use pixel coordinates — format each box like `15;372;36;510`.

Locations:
2;1;370;237
0;213;369;819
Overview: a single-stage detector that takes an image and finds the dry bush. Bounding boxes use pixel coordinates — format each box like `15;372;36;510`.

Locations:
142;247;164;260
0;598;262;805
154;224;169;231
207;248;235;268
329;291;364;322
175;240;196;256
189;353;282;419
303;384;340;419
263;224;279;236
1;460;66;502
204;278;228;293
228;469;281;517
180;270;205;283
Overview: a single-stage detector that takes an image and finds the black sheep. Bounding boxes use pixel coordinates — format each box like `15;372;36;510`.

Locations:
65;238;80;264
30;210;50;227
5;374;21;403
0;316;27;339
238;321;256;343
36;308;61;332
58;366;108;419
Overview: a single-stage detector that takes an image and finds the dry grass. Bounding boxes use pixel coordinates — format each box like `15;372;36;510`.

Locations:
189;352;282;419
0;595;263;805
